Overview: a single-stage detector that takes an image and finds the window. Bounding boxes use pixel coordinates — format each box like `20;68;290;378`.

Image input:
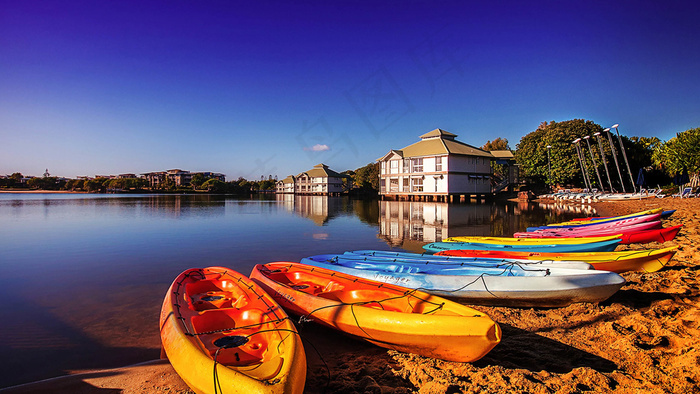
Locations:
412;158;423;173
403;159;410;173
435;156;442;171
412;177;423;192
390;178;399;192
390;160;399;174
403;178;409;191
411;226;424;241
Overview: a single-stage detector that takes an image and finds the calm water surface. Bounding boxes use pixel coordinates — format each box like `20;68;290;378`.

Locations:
0;193;594;387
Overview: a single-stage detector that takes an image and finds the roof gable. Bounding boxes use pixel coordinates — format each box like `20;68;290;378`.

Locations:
377;150;403;161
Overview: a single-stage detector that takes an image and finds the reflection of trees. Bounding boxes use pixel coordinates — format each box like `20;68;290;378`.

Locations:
352;199;380;226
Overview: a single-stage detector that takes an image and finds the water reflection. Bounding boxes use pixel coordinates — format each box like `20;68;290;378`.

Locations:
536;201;598;216
376;200;594;252
275;194;359;225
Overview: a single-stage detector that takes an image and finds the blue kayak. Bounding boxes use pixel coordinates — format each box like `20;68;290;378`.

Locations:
302;255;552;276
342;251;593;269
305;253;593;272
423;239;620;253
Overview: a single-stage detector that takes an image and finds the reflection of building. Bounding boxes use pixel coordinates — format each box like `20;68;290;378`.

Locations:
140;194;226;217
378;200;493;251
377;129;515;201
276;194;341;225
276;163;352;195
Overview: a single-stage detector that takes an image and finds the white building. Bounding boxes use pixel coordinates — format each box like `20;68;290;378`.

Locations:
378;129;496;201
276;164;351;195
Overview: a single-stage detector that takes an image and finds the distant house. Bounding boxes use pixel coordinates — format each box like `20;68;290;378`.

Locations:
377;129;496;201
276;164;351;195
141;169;225;187
277;175;296;194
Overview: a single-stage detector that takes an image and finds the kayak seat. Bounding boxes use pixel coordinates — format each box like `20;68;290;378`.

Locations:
289;281;325;295
185;279;249;311
191;308;271;365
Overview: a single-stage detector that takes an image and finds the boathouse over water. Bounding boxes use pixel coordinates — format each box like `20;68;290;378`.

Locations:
378;129;513;202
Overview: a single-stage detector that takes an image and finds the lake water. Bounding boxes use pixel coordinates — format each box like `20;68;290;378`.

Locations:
0;193;593;387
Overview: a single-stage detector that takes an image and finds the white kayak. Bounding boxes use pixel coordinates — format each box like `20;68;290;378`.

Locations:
301;256;626;307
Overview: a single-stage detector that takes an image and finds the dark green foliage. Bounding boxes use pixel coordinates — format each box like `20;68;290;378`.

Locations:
652;128;700;184
515;120;670;191
482;138;511;181
351;163;380;191
26;177;66;190
515;120;606;188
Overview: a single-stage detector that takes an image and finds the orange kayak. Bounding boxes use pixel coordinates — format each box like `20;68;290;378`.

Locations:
435;246;678;273
160;267;306;394
250;262;501;362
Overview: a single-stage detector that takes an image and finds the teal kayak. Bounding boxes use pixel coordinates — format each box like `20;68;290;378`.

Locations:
423;239;620;253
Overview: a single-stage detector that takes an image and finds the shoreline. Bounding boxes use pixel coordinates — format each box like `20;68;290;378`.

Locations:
3;198;699;393
0;189;89;193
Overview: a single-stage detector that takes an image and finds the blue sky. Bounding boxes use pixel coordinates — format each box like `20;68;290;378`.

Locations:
2;1;699;180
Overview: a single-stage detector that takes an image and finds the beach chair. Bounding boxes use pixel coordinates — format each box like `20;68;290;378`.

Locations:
672;187;693;198
652;187;666;198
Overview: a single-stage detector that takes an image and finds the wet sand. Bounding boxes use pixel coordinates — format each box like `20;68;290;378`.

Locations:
4;198;699;393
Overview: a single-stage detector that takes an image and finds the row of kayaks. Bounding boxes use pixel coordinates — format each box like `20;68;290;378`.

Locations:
159;208;680;393
160;264;502;393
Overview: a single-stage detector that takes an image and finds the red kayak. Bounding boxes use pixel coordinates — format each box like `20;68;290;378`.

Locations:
515;224;681;245
515;220;662;238
517;220;664;236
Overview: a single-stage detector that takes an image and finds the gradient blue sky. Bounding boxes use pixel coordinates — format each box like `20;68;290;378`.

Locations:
2;1;699;180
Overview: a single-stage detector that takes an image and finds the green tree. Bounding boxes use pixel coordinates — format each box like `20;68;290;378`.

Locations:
190;173;207;190
83;177;108;193
481;138;511;181
652;127;700;184
10;173;23;182
482;137;510;151
202;178;226;192
65;179;83;191
515;119;605;189
352;163;380;191
27;176;65;190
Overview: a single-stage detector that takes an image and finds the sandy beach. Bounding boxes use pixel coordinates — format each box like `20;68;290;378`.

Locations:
3;197;698;394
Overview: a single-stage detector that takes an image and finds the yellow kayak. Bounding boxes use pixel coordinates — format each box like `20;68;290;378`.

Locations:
444;234;622;245
160;267;306;394
436;246;679;273
544;208;663;227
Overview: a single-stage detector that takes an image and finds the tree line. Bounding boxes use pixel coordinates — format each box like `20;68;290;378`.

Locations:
3;120;698;194
0;174;282;194
514;119;699;192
